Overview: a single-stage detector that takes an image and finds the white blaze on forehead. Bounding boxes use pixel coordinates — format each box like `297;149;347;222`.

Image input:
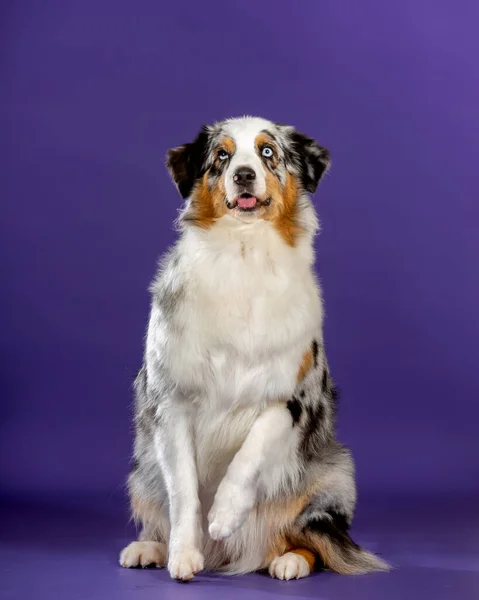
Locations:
220;117;275;200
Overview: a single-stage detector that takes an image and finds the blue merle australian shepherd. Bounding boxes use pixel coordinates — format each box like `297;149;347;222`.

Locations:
119;116;389;581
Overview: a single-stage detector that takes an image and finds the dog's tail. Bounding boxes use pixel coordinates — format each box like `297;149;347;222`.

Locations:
294;511;390;575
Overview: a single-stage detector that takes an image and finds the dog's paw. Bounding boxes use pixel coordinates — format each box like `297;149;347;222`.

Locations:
268;552;311;580
168;548;204;581
208;480;255;541
119;541;166;568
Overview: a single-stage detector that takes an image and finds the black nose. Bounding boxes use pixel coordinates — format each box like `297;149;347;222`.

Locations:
233;167;256;186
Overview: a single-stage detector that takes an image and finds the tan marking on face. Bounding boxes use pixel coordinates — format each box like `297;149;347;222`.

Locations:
185;137;237;228
263;172;303;246
221;136;236;155
187;172;228;229
297;349;313;382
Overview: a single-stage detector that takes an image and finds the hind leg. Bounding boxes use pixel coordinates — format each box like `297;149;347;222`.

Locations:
268;549;315;580
290;447;389;574
119;493;169;569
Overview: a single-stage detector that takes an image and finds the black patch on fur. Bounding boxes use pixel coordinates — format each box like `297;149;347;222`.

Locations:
166;127;210;198
321;368;328;392
324;374;339;410
208;162;221;178
310;402;325;426
311;339;319;367
305;510;358;549
327;510;351;533
132;458;140;472
320;370;339;416
283;129;330;193
299;389;306;398
208;153;230;179
300;402;326;459
287;397;303;424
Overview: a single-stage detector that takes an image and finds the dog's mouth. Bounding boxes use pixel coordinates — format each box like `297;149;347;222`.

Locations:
227;193;272;212
237;193;258;211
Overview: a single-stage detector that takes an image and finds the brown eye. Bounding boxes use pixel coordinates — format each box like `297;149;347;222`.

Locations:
262;146;273;158
218;150;229;161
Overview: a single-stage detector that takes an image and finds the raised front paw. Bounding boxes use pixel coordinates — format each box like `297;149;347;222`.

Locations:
168;547;204;581
208;479;256;541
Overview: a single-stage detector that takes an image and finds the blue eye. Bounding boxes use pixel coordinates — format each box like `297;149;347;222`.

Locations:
218;150;229;161
262;146;273;158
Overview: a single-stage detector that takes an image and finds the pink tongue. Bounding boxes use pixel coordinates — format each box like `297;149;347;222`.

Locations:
237;196;257;209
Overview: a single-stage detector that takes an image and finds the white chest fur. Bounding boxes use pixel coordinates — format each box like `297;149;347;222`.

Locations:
156;216;322;408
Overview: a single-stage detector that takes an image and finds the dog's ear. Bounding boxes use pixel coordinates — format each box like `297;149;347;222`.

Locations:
166;126;211;199
281;126;331;193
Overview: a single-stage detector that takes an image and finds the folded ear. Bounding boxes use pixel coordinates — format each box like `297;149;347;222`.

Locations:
281;126;331;193
166;126;211;199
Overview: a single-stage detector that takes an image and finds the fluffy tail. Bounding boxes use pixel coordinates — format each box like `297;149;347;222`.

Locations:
296;511;390;575
314;532;390;574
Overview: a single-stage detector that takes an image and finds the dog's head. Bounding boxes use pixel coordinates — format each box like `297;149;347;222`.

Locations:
166;117;330;243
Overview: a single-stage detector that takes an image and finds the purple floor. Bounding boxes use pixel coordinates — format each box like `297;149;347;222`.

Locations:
1;495;478;600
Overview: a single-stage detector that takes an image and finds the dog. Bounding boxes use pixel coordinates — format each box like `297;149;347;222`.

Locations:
119;116;389;581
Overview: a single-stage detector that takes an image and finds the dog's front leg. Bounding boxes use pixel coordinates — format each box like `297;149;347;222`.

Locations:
208;404;295;540
155;396;204;581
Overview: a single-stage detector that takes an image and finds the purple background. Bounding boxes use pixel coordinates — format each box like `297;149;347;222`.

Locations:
2;2;479;598
2;1;479;505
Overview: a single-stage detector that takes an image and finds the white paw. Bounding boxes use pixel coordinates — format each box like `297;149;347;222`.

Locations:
269;552;311;580
119;541;166;568
168;548;204;581
208;480;255;541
